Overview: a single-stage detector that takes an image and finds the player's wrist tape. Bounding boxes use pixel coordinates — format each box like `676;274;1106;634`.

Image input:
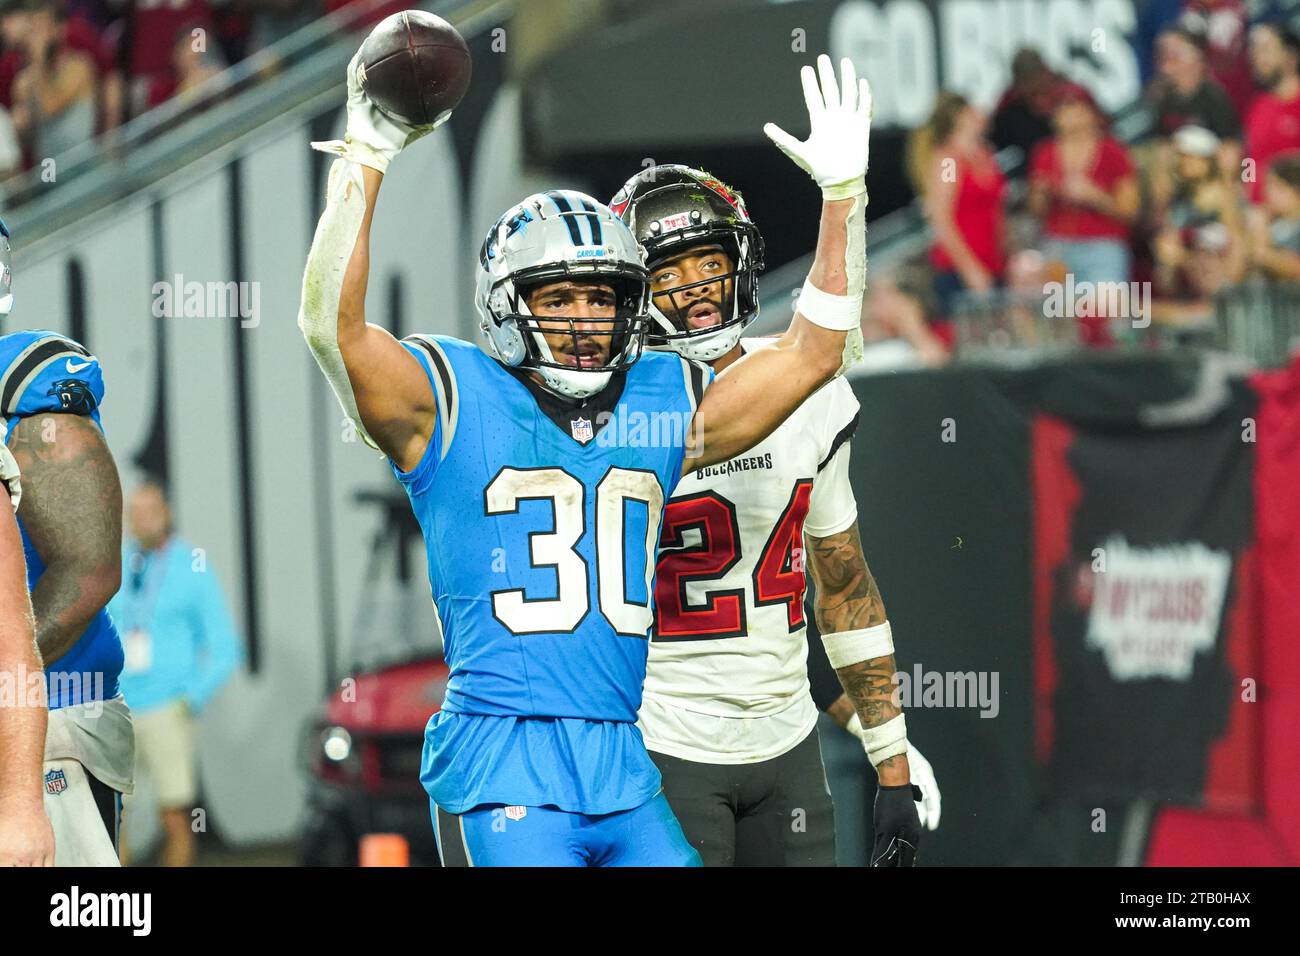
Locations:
797;277;862;332
311;137;392;174
821;621;893;669
860;712;908;767
821;175;867;202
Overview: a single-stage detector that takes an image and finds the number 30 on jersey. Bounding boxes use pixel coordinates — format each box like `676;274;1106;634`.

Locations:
484;466;664;638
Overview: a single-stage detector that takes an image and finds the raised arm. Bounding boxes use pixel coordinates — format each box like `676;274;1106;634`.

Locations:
684;56;871;474
8;414;121;667
299;49;446;473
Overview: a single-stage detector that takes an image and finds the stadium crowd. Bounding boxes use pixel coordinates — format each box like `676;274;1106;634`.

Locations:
0;0;404;176
864;1;1300;367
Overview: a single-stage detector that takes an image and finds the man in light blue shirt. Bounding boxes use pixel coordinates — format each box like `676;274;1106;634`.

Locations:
110;482;243;866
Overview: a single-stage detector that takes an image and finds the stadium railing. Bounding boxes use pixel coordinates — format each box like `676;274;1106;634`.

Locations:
1;0;514;245
1214;279;1300;369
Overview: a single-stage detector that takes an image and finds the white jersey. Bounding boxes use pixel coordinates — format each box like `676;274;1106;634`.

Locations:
639;338;861;764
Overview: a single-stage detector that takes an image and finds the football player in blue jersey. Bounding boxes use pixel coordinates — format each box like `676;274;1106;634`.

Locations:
0;219;133;865
301;49;872;866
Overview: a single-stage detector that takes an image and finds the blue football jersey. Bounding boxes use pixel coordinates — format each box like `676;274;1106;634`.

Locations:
1;330;123;709
393;334;711;813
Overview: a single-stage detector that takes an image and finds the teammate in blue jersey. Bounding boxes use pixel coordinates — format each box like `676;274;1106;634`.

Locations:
0;219;133;865
301;49;873;865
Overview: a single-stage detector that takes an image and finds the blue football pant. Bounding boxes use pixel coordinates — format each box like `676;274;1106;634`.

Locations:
431;791;702;867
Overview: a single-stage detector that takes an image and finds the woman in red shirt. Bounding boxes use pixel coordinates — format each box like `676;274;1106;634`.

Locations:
1028;92;1139;291
911;92;1008;317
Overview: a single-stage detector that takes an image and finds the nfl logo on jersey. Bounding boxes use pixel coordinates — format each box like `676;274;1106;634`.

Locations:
505;806;527;821
45;768;68;795
570;417;594;443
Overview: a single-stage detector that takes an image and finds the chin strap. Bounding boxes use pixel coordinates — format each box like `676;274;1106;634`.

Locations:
298;157;381;452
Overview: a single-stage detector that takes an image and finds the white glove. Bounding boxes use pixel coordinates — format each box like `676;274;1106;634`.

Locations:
310;47;447;172
0;422;19;512
764;54;873;201
907;744;942;831
844;714;942;831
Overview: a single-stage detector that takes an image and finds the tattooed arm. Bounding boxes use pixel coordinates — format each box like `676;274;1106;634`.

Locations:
8;414;122;666
806;519;908;787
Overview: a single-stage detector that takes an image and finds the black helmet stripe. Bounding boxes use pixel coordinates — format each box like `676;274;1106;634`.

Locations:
546;192;585;246
578;198;603;246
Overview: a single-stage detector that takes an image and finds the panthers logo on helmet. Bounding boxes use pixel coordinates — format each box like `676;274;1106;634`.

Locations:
48;379;98;415
479;207;535;267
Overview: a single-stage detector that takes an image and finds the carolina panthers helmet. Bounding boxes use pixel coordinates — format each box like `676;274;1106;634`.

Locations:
475;190;651;401
610;165;765;363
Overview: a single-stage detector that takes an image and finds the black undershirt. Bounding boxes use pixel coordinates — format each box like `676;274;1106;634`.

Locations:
504;363;629;443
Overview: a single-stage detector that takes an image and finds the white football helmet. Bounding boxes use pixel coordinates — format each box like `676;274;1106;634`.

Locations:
475;190;651;400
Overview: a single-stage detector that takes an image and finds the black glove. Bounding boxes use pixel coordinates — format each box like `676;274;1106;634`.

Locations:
871;783;922;866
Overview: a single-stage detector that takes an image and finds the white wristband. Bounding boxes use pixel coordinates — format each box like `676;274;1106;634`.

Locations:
796;276;862;332
821;621;893;669
860;712;908;767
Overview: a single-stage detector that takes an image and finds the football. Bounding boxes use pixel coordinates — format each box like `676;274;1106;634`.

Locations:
356;10;472;127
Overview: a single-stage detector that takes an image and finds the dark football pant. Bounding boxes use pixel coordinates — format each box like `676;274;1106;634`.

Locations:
650;727;836;866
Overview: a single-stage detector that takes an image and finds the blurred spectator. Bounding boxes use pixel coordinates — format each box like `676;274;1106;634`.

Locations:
856;268;950;371
145;19;223;110
1149;24;1242;144
108;0;214;117
1245;150;1300;279
1;1;122;134
1152;125;1247;323
111;481;243;868
1147;23;1243;218
910;91;1008;317
1029;92;1139;287
0;2;23;134
1136;0;1188;87
990;48;1096;162
0;103;20;175
1182;0;1255;118
9;0;96;159
1244;21;1300;203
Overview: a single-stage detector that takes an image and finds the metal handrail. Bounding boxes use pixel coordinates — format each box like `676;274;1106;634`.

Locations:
1214;278;1300;368
2;0;512;244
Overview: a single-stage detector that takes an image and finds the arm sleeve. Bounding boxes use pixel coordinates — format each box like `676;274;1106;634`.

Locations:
298;157;381;450
185;566;244;713
804;377;860;538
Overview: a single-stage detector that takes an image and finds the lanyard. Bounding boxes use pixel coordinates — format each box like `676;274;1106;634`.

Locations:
121;541;172;634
